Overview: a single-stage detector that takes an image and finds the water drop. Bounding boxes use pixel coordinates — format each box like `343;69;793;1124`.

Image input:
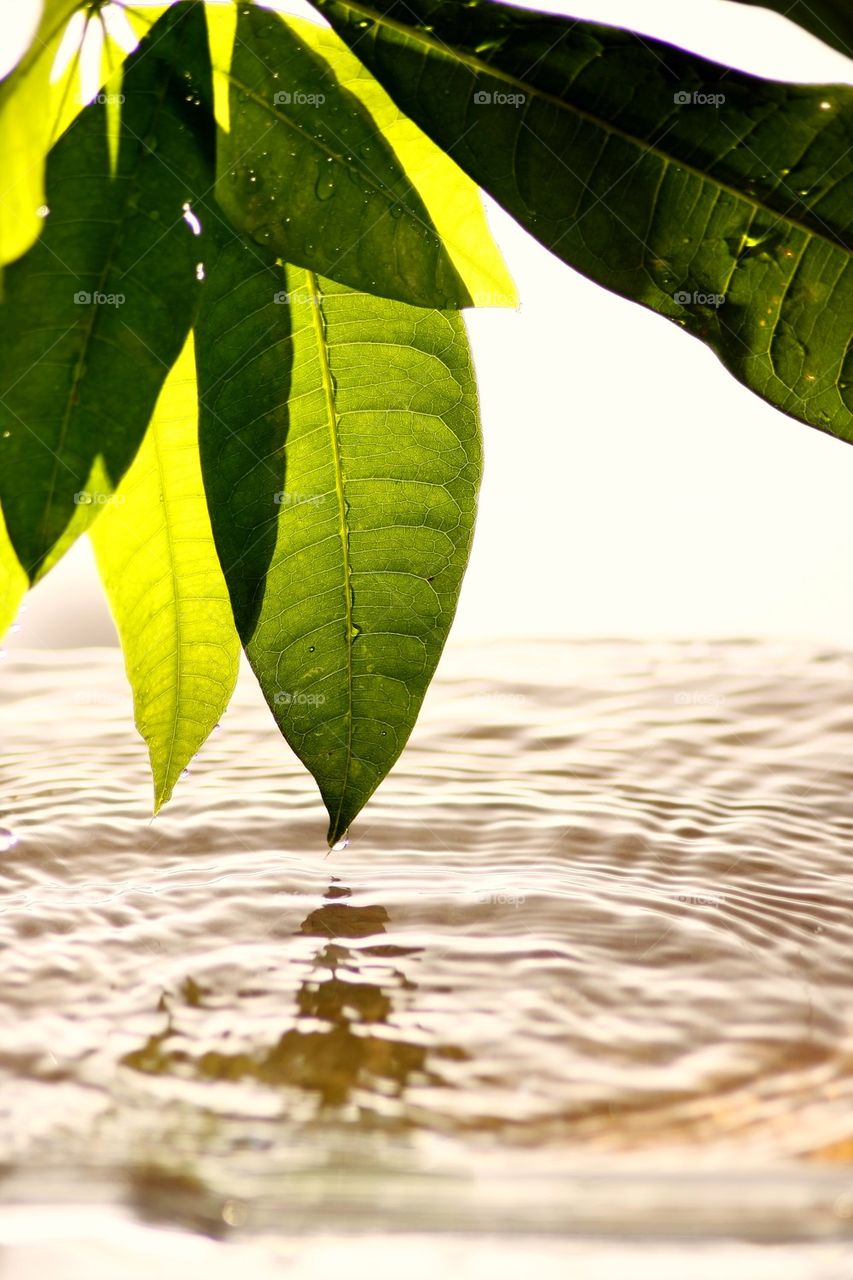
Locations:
315;173;336;201
222;1199;247;1227
195;262;205;281
308;645;315;653
182;202;202;236
0;828;19;853
331;834;350;851
181;767;191;779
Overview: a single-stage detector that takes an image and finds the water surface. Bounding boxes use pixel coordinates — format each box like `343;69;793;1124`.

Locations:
3;640;853;1266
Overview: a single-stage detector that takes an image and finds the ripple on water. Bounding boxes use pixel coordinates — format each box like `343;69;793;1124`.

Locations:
2;641;853;1234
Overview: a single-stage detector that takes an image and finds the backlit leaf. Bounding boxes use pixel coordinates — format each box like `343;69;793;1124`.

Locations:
312;0;853;438
734;0;852;58
91;333;240;811
0;505;26;643
0;0;215;582
212;4;513;308
0;1;167;268
196;235;481;842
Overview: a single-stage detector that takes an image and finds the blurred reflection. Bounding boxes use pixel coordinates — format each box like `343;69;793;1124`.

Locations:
123;880;464;1110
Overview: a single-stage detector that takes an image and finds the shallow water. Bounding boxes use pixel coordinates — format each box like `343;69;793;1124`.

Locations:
3;640;853;1266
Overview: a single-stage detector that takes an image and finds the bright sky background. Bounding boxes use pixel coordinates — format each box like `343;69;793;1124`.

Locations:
4;0;853;649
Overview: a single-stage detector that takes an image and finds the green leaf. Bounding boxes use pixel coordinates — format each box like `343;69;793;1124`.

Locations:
0;0;215;582
0;504;26;643
196;236;481;843
0;0;79;267
213;5;514;308
734;0;853;58
91;333;240;811
0;2;167;268
312;0;853;439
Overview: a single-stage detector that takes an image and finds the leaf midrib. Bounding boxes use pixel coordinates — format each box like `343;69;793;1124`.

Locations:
323;0;846;252
304;269;354;837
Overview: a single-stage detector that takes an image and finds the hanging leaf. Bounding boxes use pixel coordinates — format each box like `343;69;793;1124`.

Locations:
0;506;26;643
0;0;215;582
91;332;240;811
212;4;514;308
0;1;168;269
734;0;853;58
196;235;481;842
311;0;853;439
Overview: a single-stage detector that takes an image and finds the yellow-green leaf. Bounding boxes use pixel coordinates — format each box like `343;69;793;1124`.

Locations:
283;15;517;308
0;504;26;642
207;6;516;308
91;334;240;812
0;1;167;268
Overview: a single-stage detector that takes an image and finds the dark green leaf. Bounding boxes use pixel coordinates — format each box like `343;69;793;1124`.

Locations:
312;0;853;439
0;0;215;581
734;0;852;58
196;235;481;843
215;5;478;307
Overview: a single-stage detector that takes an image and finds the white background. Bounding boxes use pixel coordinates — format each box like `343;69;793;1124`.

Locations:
3;0;853;648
